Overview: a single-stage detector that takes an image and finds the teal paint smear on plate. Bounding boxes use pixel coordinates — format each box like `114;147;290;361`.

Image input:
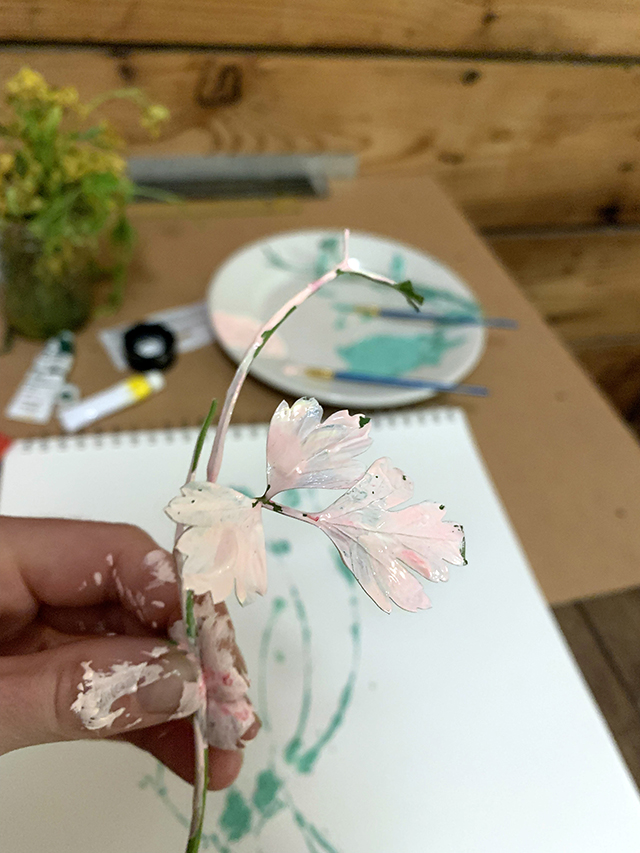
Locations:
389;252;406;281
314;237;342;277
338;330;464;376
414;283;480;316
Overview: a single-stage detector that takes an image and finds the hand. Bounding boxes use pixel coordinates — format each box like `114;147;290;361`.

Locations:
0;516;253;789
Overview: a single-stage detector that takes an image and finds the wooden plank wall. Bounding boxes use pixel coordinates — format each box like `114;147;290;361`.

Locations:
2;2;640;420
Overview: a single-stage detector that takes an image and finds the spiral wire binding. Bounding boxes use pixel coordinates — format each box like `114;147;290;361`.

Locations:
11;407;463;455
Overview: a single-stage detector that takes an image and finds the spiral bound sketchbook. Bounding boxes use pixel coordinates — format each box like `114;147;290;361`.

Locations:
1;408;640;853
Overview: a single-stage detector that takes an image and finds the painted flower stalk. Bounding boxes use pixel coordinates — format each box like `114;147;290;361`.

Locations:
164;231;466;852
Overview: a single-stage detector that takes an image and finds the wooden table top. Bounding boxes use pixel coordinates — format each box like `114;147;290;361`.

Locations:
2;175;639;606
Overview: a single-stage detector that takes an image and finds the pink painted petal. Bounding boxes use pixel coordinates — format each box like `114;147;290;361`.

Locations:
309;458;464;612
266;397;372;497
165;482;267;604
196;598;257;749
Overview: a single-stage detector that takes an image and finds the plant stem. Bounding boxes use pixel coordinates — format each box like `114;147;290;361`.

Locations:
186;713;209;853
258;499;311;523
205;263;346;483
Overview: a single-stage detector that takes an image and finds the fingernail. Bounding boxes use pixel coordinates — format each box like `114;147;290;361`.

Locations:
137;650;200;716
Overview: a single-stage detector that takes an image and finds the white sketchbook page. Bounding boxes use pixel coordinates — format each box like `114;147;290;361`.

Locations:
1;409;639;853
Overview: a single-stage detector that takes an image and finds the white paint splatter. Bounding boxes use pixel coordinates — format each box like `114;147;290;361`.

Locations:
170;680;203;720
151;621;158;629
94;572;102;586
145;646;170;659
152;600;166;609
106;553;114;567
71;660;164;730
78;580;88;591
144;549;177;588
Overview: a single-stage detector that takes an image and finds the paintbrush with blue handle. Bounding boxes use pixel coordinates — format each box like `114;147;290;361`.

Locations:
342;304;518;329
288;366;489;397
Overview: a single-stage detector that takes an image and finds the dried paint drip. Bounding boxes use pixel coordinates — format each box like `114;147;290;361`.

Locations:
71;659;165;730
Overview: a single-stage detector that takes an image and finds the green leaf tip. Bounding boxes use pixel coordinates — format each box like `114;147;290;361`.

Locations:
359;416;371;428
185;589;197;642
394;279;424;311
190;398;217;474
255;306;297;357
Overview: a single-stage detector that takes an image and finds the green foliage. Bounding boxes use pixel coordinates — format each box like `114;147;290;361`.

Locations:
255;305;296;356
0;67;169;311
336;268;425;311
189;398;218;476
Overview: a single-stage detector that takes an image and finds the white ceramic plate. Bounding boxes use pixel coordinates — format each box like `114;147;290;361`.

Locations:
207;229;486;409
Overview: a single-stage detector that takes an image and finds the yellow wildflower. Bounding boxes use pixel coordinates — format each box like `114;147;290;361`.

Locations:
140;103;170;137
5;67;49;100
0;152;15;175
54;86;79;107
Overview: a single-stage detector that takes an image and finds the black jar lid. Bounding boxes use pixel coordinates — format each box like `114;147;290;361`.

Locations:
123;322;176;372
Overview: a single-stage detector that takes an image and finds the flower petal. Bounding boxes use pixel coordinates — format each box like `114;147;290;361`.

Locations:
165;482;267;604
308;458;464;612
265;397;372;497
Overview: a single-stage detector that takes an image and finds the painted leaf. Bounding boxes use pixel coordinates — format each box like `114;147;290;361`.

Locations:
170;599;258;749
265;397;372;498
307;457;465;613
165;481;267;604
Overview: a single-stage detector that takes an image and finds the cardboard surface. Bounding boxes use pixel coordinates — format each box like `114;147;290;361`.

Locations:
2;175;640;604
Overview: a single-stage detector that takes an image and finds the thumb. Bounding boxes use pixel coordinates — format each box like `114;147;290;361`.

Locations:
0;638;202;754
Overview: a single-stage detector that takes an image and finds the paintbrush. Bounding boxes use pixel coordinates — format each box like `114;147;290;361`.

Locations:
286;365;489;397
341;304;518;329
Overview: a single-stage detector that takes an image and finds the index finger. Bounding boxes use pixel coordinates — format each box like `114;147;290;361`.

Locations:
0;517;181;632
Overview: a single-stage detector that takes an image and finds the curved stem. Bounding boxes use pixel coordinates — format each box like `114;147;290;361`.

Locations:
206;264;343;483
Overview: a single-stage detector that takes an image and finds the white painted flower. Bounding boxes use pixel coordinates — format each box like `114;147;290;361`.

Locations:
165;482;266;603
306;457;466;613
265;397;372;498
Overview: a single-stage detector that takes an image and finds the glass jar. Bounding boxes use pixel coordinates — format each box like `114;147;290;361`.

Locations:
1;223;94;339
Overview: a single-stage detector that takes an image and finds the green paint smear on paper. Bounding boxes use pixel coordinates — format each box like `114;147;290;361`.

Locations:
252;768;283;813
142;545;360;853
292;593;361;775
279;489;302;508
229;484;253;498
338;330;464;376
284;551;361;776
267;538;292;555
219;790;252;842
257;596;288;731
284;585;313;764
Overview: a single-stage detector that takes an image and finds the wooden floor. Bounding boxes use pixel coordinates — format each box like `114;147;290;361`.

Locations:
554;590;640;789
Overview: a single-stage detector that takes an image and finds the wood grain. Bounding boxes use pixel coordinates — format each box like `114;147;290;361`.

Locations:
490;234;640;341
3;0;640;57
554;600;640;788
580;590;640;698
4;49;640;228
572;343;640;427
